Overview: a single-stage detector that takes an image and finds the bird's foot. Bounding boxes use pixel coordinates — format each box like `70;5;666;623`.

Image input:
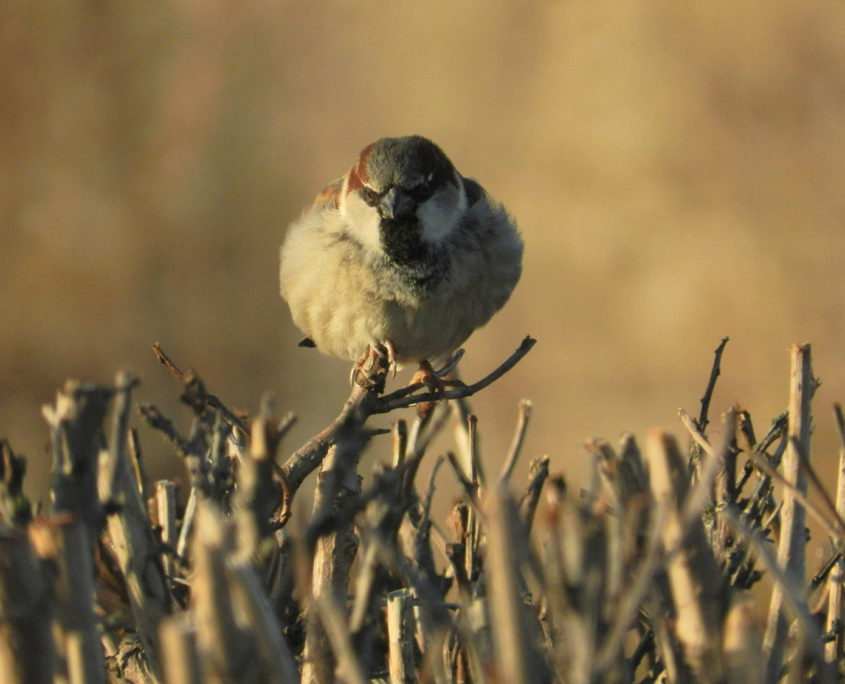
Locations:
350;341;396;391
410;359;445;396
409;359;452;419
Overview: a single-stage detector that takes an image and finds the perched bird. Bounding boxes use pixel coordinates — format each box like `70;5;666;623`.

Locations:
279;135;523;382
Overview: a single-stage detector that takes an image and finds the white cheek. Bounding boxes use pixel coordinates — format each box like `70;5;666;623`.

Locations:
418;183;466;242
340;194;383;252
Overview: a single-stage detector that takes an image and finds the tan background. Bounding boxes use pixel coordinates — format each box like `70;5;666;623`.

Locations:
2;1;845;549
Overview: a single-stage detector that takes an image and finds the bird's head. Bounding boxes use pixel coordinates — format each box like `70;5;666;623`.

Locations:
338;136;468;262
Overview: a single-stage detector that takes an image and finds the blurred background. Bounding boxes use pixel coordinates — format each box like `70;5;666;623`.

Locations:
2;1;845;552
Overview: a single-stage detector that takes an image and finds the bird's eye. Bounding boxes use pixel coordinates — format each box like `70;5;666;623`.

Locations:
360;186;380;207
408;181;434;202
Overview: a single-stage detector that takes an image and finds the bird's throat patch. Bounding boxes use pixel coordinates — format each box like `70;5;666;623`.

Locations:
380;218;428;266
379;218;444;289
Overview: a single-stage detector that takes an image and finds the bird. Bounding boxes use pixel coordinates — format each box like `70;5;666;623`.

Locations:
279;135;523;385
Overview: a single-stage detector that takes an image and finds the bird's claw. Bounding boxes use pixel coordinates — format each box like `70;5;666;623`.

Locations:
383;339;398;378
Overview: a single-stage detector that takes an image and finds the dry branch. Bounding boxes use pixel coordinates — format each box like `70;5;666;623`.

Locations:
485;483;549;683
764;343;813;683
29;516;105;684
99;372;170;678
827;404;845;664
386;588;416;684
645;430;725;682
5;335;845;682
280;335;535;507
0;526;53;683
697;336;729;433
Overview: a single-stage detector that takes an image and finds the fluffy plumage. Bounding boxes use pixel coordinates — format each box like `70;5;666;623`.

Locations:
279;136;523;367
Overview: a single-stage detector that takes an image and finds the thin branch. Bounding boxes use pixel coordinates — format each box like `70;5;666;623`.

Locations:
518;455;550;532
137;403;193;457
380;349;466;403
101;371;171;679
697;336;729;433
827;404;845;662
499;398;534;482
279;381;376;498
723;506;835;684
374;336;536;413
679;408;716;459
151;342;249;437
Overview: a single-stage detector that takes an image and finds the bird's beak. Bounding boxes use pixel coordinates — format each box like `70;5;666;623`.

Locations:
379;187;416;221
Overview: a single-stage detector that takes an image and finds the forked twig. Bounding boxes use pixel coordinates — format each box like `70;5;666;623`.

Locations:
151;342;249;436
280;336;536;503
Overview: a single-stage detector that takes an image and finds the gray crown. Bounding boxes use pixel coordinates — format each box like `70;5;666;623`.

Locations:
362;136;455;191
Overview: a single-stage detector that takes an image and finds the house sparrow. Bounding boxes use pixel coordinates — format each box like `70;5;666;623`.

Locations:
279;135;522;381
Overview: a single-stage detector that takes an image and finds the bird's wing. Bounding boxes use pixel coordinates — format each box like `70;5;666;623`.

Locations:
312;178;344;210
